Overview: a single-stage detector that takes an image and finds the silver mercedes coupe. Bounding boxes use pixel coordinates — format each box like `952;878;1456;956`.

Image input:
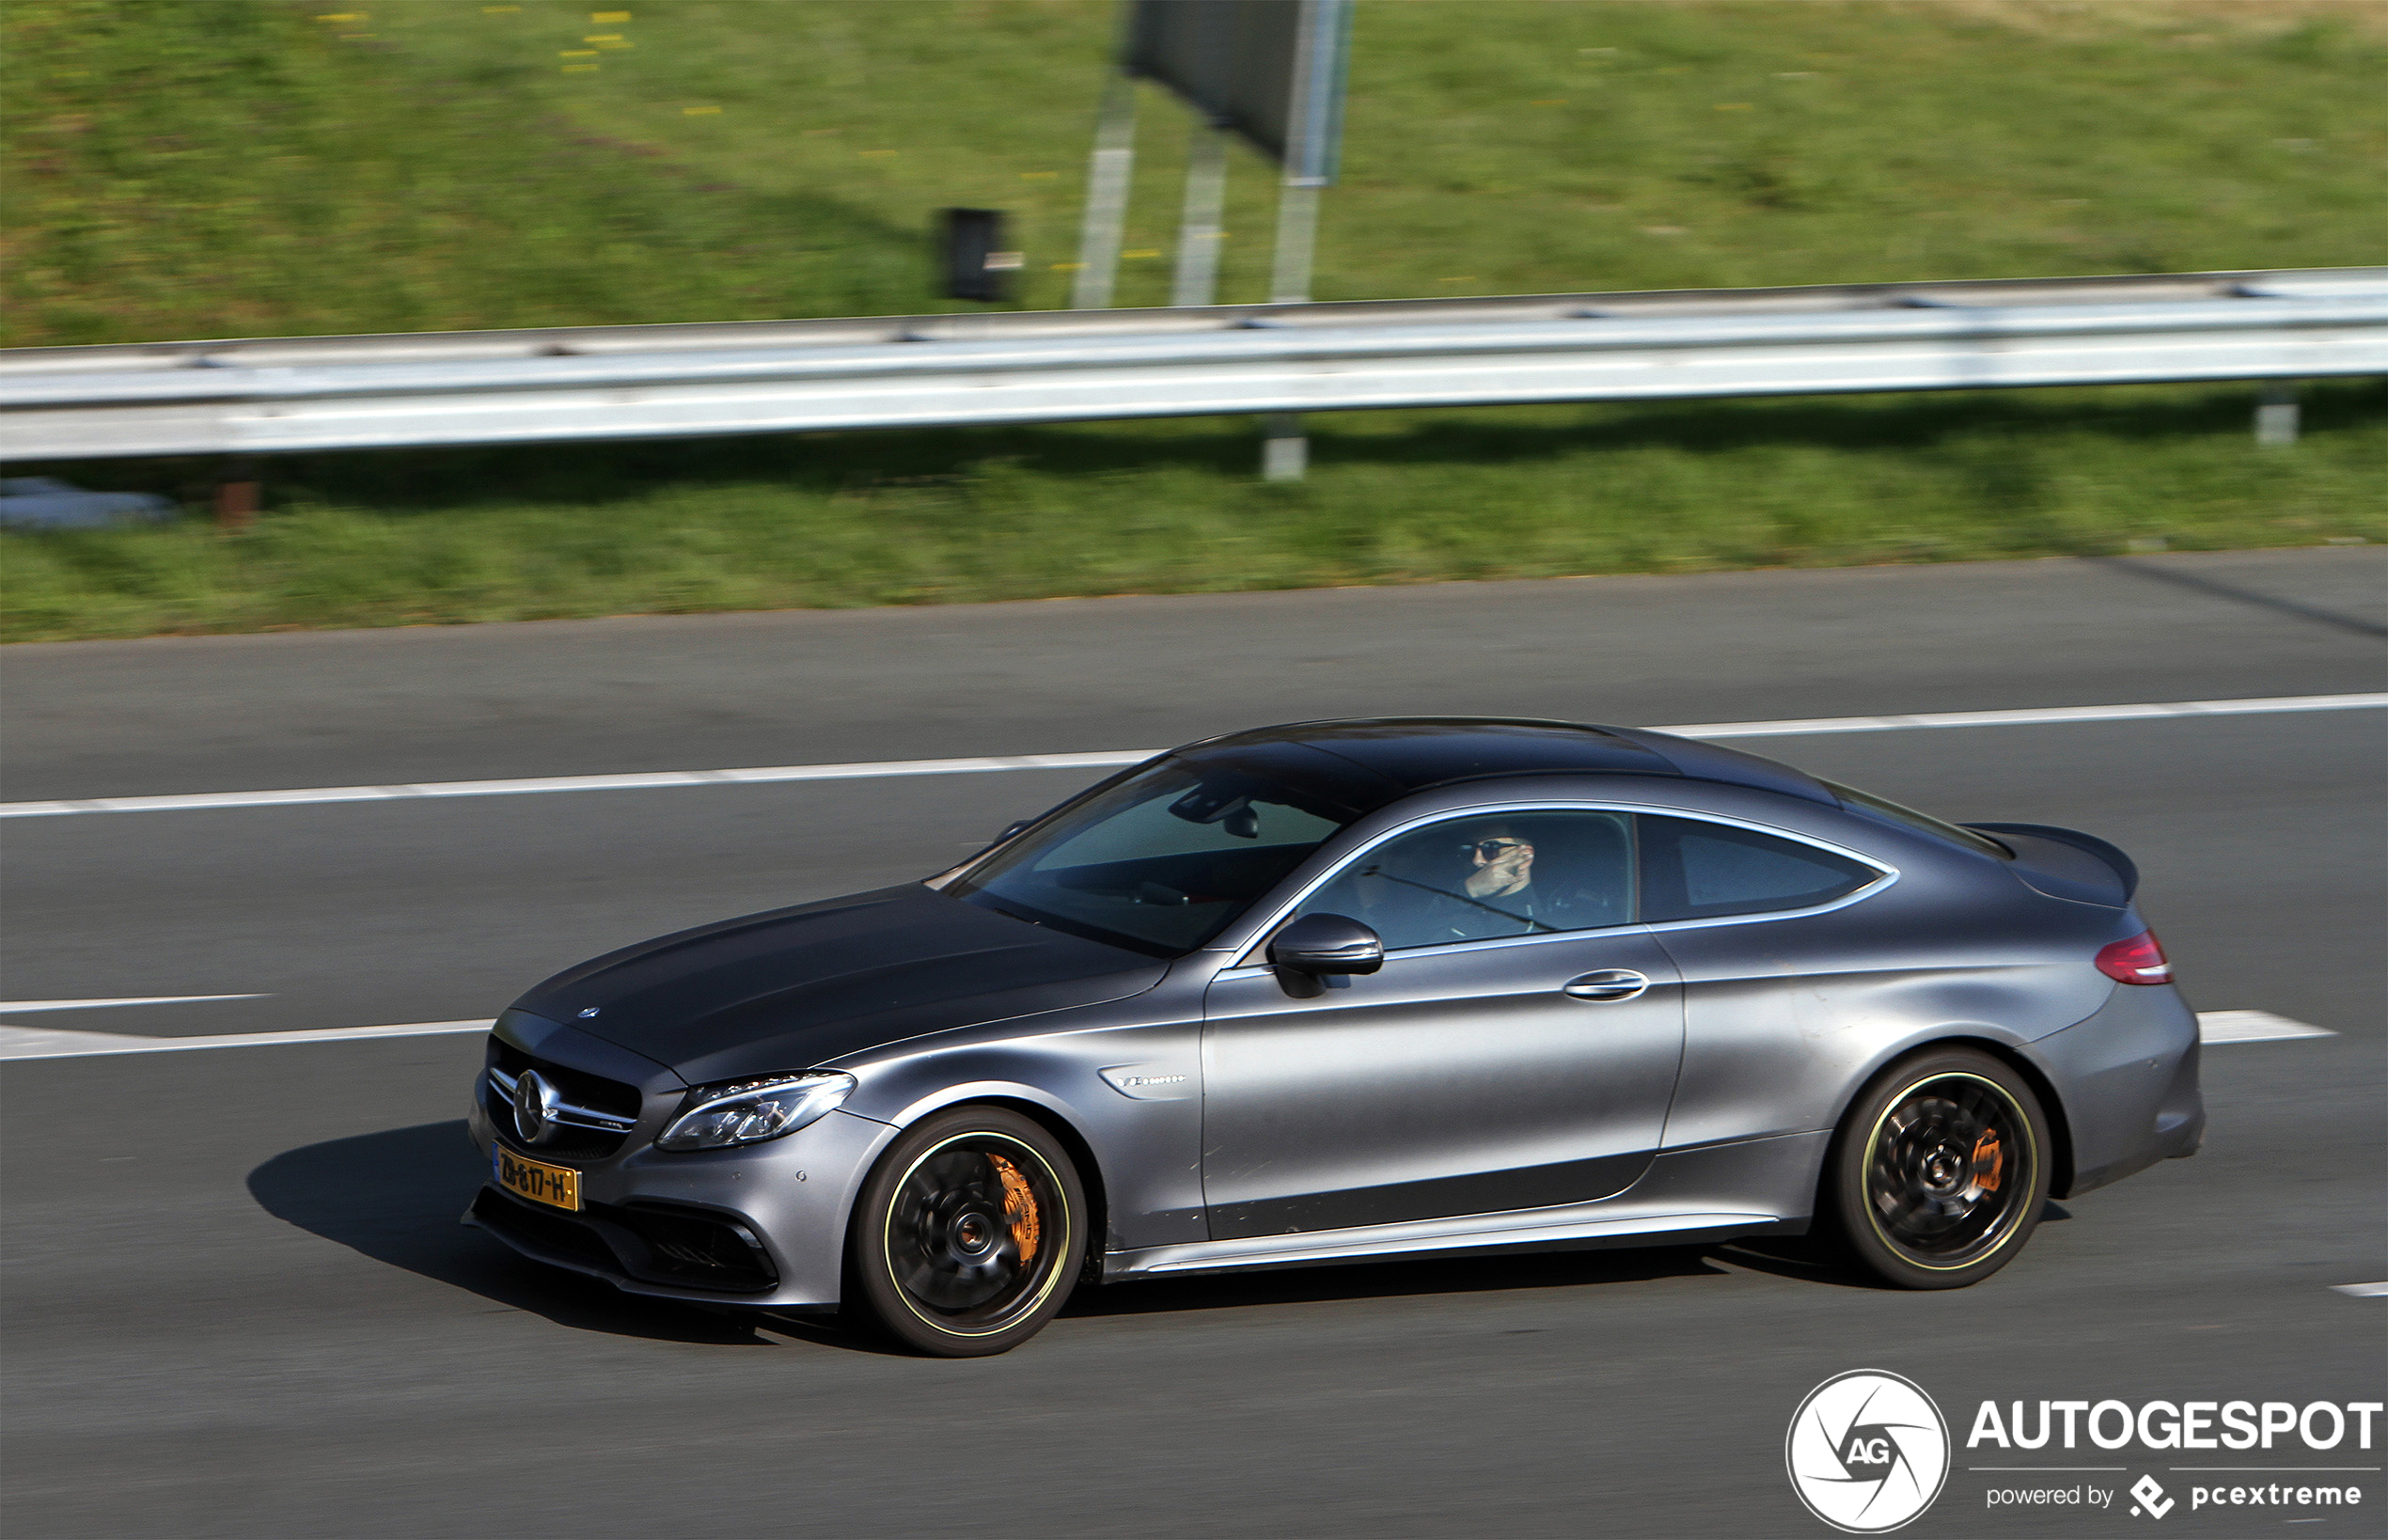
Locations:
465;718;2203;1355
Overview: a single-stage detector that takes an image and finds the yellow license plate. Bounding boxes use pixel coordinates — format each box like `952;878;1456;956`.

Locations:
494;1146;581;1212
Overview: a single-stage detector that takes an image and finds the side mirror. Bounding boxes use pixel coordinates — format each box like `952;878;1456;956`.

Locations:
1267;913;1384;976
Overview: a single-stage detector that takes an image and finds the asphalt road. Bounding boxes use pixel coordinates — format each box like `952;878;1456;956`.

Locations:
3;549;2381;1538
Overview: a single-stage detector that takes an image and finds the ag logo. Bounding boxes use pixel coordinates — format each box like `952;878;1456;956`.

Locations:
1786;1370;1951;1532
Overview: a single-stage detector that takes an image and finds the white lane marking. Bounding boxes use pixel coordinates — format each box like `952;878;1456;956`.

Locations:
2333;1281;2388;1298
1656;691;2388;739
0;750;1154;818
2196;1010;2337;1044
0;1019;493;1061
0;994;267;1014
4;692;2380;819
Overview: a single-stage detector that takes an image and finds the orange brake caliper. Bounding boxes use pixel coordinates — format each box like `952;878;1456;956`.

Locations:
987;1154;1041;1262
1972;1129;2004;1194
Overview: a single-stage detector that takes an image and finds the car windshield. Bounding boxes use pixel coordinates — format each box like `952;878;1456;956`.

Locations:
951;758;1355;955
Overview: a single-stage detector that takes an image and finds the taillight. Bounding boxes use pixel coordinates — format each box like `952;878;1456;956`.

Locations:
2096;929;2173;985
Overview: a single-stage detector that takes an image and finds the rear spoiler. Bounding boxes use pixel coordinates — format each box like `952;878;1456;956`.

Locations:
1967;822;2140;904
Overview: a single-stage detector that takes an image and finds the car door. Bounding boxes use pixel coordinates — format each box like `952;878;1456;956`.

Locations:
1200;809;1688;1240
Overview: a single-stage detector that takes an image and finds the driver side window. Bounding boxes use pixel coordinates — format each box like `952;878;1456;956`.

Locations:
1288;810;1635;952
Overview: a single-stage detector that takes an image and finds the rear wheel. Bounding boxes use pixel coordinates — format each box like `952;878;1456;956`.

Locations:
1827;1047;2050;1289
844;1107;1085;1357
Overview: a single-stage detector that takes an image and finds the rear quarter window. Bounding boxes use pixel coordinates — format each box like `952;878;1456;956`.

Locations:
1822;778;2014;859
1638;815;1877;923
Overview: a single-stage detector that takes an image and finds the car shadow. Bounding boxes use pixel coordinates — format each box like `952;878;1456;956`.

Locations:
1707;1236;1879;1288
1708;1201;2072;1289
246;1120;774;1346
248;1121;2035;1351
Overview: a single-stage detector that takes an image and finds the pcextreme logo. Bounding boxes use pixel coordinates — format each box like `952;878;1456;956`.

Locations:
1786;1370;1953;1533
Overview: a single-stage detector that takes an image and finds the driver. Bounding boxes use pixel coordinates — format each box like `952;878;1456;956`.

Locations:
1463;825;1535;904
1437;822;1547;940
1321;818;1618;948
1352;821;1564;945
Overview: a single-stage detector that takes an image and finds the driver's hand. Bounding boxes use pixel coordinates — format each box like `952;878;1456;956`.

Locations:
1465;842;1533;898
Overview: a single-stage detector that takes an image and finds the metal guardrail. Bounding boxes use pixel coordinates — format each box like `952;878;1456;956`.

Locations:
2;268;2381;461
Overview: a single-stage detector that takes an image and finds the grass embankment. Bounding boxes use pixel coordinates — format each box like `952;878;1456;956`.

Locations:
8;383;2380;641
2;2;2381;640
7;1;2381;339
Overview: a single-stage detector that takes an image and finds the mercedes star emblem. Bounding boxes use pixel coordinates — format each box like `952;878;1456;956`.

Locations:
513;1069;558;1144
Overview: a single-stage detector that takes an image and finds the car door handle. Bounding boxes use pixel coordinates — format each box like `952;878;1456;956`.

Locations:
1563;969;1649;1002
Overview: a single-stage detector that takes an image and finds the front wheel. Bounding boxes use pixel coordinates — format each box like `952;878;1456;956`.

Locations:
844;1107;1086;1357
1826;1047;2051;1289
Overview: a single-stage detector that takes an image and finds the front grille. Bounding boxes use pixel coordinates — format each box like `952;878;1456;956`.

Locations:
491;1040;642;1116
484;1042;642;1159
484;1077;628;1158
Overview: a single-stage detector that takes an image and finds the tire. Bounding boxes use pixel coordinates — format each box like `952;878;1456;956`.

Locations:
1825;1046;2051;1290
843;1107;1086;1357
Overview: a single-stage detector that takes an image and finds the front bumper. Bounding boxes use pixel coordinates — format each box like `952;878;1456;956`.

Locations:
466;1088;891;1311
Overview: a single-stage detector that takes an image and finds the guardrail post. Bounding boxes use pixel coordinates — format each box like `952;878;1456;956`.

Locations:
213;458;258;533
2255;381;2300;446
1261;415;1308;480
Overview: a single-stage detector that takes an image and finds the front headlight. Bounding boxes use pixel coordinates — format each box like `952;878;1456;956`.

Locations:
656;1071;856;1151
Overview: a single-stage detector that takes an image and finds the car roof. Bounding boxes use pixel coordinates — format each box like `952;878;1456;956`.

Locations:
1173;716;1834;815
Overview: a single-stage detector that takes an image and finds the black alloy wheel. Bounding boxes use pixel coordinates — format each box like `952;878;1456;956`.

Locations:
1826;1046;2051;1289
845;1107;1086;1356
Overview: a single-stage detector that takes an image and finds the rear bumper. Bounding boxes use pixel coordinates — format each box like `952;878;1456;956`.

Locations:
2025;982;2205;1198
465;1092;889;1310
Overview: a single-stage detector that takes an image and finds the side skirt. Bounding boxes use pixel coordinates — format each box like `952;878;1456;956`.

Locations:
1104;1131;1829;1281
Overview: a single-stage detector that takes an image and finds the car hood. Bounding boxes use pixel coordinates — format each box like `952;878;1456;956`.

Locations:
509;883;1168;1084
